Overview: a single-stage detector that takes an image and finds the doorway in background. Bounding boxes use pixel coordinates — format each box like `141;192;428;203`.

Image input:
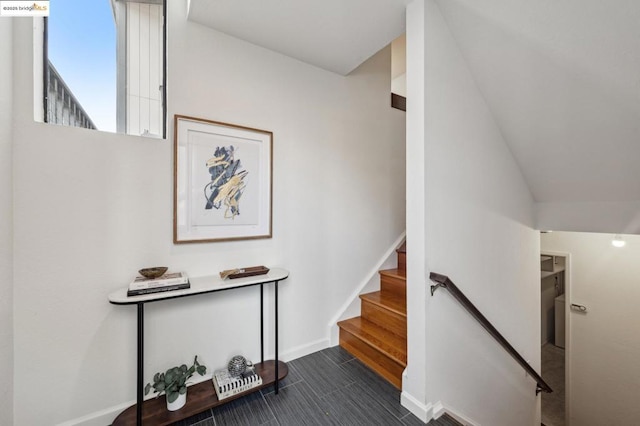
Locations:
541;252;568;426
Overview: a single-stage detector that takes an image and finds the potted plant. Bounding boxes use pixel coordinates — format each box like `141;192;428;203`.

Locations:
145;355;207;411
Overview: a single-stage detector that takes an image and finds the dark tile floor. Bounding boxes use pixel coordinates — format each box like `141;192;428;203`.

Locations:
541;343;565;426
178;346;461;426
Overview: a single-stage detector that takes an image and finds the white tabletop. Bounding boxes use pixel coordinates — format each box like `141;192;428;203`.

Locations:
108;268;289;305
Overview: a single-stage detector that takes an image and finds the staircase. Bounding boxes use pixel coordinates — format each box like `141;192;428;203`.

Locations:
337;242;407;388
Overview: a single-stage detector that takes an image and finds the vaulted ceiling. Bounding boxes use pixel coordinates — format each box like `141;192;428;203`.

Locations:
187;0;412;75
437;0;640;204
188;0;640;206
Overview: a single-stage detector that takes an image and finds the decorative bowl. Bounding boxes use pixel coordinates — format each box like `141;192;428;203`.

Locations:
138;267;168;279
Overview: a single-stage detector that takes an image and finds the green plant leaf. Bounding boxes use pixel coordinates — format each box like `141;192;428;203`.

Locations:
143;357;205;402
167;391;178;403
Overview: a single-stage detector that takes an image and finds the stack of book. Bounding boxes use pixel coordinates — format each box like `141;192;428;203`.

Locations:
126;272;190;297
212;368;263;401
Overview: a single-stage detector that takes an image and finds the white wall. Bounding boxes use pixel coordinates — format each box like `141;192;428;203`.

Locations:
406;1;540;424
541;232;640;426
403;0;428;420
10;3;405;424
0;18;14;426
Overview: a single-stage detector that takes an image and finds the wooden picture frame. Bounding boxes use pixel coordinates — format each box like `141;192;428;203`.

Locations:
173;115;273;243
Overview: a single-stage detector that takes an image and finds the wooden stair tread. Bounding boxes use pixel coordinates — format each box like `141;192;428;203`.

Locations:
360;291;406;316
338;241;407;389
337;317;407;365
379;268;406;279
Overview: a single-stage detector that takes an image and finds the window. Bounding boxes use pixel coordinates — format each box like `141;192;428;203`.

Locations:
43;0;166;138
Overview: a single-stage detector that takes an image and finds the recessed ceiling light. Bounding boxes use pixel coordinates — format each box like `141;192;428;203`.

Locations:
612;235;626;248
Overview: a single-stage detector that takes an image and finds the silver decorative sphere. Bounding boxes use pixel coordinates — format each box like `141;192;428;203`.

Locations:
227;355;247;377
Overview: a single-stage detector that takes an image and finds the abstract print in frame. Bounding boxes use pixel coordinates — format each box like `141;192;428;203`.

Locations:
174;115;272;243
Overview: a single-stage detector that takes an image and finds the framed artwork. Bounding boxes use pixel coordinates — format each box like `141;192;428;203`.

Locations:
173;115;273;243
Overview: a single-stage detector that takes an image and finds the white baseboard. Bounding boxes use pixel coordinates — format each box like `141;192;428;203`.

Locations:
398;394;480;426
55;401;132;426
401;391;431;423
432;401;479;426
278;337;331;362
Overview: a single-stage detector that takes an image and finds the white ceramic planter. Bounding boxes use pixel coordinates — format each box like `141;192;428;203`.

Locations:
167;390;187;411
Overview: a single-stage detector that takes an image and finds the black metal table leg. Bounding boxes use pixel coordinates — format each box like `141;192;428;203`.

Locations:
260;284;264;365
275;281;279;394
137;303;144;425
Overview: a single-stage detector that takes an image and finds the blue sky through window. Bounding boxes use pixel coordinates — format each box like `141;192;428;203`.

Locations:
48;0;116;131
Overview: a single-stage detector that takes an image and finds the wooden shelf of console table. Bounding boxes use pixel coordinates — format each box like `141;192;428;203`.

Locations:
112;360;287;426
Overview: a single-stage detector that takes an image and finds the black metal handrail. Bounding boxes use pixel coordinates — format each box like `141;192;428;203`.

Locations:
429;272;553;395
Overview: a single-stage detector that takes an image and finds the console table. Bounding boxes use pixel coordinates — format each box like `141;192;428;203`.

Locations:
108;268;289;425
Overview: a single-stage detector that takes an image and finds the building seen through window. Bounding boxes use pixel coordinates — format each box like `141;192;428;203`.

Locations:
44;0;165;137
